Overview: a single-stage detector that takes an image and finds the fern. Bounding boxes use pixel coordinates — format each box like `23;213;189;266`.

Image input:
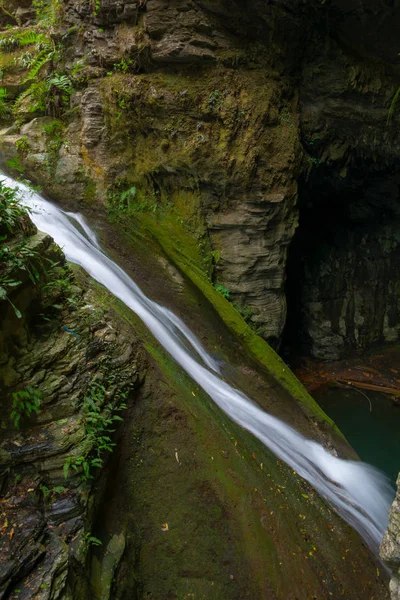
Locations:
0;29;45;52
18;30;45;47
24;44;54;82
46;74;72;116
14;81;47;114
47;74;71;92
13;86;31;106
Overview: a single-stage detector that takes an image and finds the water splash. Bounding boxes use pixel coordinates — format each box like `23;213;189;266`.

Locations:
2;174;394;554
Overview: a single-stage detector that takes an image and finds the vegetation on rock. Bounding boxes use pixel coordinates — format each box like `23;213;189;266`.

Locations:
0;0;399;597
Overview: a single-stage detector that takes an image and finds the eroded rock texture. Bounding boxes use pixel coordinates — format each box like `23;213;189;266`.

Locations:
1;0;400;358
0;3;398;598
381;474;400;600
0;217;144;599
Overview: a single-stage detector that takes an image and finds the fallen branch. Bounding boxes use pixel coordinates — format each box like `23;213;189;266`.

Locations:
333;380;372;412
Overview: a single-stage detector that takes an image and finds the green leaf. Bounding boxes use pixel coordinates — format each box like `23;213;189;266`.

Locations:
13;306;22;319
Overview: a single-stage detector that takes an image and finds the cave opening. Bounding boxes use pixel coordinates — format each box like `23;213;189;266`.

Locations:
282;161;400;362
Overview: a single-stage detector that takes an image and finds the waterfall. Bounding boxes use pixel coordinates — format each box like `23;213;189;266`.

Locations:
2;173;394;554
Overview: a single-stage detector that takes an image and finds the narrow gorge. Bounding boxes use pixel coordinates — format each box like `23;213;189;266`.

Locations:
1;1;400;599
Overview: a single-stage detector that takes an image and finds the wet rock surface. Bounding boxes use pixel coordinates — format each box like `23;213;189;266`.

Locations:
381;474;400;600
1;0;399;356
0;215;144;599
0;2;397;597
289;222;400;360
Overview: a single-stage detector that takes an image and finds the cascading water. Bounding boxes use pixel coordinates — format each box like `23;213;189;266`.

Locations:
2;173;394;555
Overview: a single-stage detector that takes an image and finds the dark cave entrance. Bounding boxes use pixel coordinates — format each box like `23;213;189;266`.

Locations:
282;161;400;362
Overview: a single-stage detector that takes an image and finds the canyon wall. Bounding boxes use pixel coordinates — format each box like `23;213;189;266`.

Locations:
1;0;400;358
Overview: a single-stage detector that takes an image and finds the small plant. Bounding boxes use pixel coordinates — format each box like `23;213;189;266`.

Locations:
0;87;8;118
70;59;87;85
0;180;25;233
41;262;78;310
278;108;293;126
6;155;25;174
0;180;40;317
10;386;42;428
208;90;222;110
0;276;22;317
42;119;65;136
0;34;19;52
33;0;64;24
42;119;67;157
39;484;66;500
118;186;137;209
0;238;40;312
214;283;230;300
90;0;101;16
1;233;40;277
16;51;36;69
15;74;72;118
208;89;229;111
112;59;131;74
15;136;31;156
46;74;72;117
108;186;137;212
14;80;48;116
64;381;127;482
210;250;221;265
0;29;45;52
23;41;58;82
83;532;102;552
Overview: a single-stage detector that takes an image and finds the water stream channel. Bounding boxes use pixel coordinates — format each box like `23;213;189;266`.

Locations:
2;172;395;556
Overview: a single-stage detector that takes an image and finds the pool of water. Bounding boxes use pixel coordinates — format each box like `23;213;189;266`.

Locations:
313;385;400;485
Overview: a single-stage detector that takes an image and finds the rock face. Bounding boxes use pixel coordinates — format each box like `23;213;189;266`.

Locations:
290;0;400;358
1;2;400;359
0;213;144;598
287;213;400;360
381;474;400;600
0;5;398;594
0;187;392;600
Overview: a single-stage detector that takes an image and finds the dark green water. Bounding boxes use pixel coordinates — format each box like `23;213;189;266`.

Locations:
314;385;400;484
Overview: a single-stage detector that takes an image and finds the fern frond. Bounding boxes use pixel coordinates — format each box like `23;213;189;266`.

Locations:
13;86;31;106
24;45;54;82
47;74;72;92
18;30;45;47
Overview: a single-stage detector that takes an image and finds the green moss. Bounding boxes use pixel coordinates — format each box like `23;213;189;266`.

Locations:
98;65;293;196
83;178;97;204
86;275;379;599
118;211;340;433
87;285;290;595
143;343;281;595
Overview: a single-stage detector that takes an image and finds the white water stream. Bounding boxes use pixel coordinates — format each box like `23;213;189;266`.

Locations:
3;174;394;555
